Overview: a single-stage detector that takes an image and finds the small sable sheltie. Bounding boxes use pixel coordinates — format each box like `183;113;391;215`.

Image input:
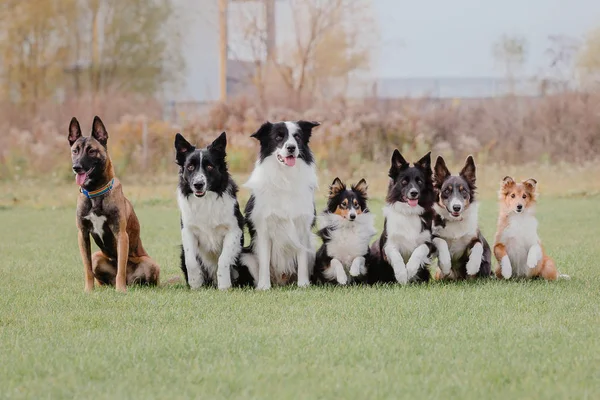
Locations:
371;150;436;284
241;120;321;290
175;132;253;289
493;177;567;280
432;155;492;280
313;178;377;285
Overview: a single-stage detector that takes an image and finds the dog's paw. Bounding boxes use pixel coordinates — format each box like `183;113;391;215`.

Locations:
337;273;348;285
394;265;408;284
466;257;480;276
256;280;271;291
526;250;540;269
218;282;232;291
500;256;512;279
349;257;365;277
297;279;310;288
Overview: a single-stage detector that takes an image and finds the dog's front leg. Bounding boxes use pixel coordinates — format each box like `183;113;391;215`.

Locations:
256;232;272;290
330;259;347;285
217;228;242;290
466;241;483;276
78;230;94;292
116;231;129;292
406;244;430;280
432;237;451;276
384;243;407;284
527;243;542;269
349;256;366;277
297;248;311;288
182;227;204;289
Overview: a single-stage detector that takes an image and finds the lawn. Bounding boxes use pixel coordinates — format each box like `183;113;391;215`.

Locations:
1;192;599;399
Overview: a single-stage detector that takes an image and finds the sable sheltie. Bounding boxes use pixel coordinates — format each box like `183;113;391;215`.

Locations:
313;178;377;285
493;177;567;280
240;120;321;290
432;155;492;280
370;150;436;284
175;132;253;289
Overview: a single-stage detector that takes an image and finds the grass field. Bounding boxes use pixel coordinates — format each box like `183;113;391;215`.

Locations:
1;185;600;399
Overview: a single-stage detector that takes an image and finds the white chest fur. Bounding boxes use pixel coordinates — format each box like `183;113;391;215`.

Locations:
433;203;479;260
499;210;539;276
319;213;376;267
384;203;431;261
178;190;240;267
84;213;107;244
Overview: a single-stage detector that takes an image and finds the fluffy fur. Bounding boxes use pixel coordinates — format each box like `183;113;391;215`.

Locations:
175;132;253;289
493;177;567;280
313;178;377;285
370;150;436;284
241;120;320;290
432;155;492;280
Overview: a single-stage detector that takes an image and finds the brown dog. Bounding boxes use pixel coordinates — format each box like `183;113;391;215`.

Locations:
68;116;160;292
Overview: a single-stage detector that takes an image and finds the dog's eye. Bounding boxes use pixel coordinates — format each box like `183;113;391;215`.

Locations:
401;180;408;186
340;203;347;209
522;194;527;199
187;165;195;171
416;178;422;185
462;191;469;198
511;194;515;198
276;133;284;140
87;149;97;156
206;165;213;171
353;200;359;208
71;148;78;155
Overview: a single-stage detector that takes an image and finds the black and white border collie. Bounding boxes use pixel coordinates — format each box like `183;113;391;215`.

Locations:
371;150;436;284
175;132;252;289
313;178;377;285
241;120;320;290
432;156;492;280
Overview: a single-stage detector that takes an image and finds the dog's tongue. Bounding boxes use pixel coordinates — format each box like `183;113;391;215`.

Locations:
408;199;419;207
284;156;296;167
76;173;87;186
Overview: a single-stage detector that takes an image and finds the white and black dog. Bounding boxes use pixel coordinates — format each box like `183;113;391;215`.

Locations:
241;120;320;290
432;155;491;280
313;178;377;285
175;132;253;289
371;150;436;284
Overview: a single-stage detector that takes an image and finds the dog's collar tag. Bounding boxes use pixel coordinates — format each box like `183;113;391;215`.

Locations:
81;178;115;199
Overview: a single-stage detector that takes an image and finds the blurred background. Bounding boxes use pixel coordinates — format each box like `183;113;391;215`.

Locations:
1;0;600;206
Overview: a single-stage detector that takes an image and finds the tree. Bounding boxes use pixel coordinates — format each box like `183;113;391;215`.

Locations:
577;27;600;88
493;35;528;95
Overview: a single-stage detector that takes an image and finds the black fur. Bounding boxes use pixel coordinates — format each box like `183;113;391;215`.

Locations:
250;120;318;164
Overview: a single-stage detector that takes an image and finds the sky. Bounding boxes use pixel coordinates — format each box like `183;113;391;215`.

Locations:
176;0;600;101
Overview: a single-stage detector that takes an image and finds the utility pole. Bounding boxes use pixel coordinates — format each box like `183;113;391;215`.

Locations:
219;0;228;102
265;0;276;62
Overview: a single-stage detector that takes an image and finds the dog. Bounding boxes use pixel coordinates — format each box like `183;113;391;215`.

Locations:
68;116;160;292
175;132;253;289
313;178;377;285
370;150;436;284
241;120;320;290
431;155;492;280
493;177;567;280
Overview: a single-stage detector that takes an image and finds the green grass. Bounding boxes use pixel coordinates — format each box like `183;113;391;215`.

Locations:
1;197;599;399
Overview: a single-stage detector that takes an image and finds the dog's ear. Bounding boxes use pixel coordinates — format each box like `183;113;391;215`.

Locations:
389;149;408;179
174;133;195;166
352;179;368;198
90;116;109;147
251;121;272;141
523;178;537;191
459;155;477;188
68;117;82;146
208;132;227;156
502;176;515;187
329;177;346;198
297;120;320;143
416;151;432;172
433;156;451;187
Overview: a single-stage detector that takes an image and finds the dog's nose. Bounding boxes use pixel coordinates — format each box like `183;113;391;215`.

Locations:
453;204;461;212
193;182;205;191
408;189;419;198
72;165;84;174
349;213;356;221
516;204;523;211
286;144;296;153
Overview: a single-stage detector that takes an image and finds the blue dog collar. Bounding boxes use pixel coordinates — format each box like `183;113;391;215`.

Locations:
81;178;115;199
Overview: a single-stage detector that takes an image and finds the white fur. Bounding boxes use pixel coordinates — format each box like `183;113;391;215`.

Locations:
498;207;540;278
500;255;512;279
178;189;242;290
433;203;479;260
466;242;483;275
432;237;451;275
317;212;376;268
349;256;366;277
527;243;542;269
382;202;432;283
84;213;107;246
244;142;318;289
330;258;347;285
